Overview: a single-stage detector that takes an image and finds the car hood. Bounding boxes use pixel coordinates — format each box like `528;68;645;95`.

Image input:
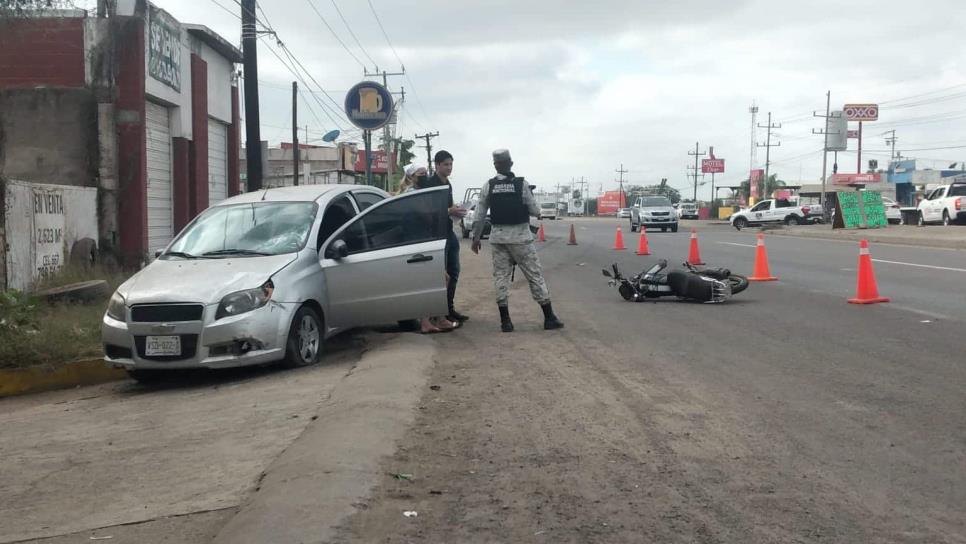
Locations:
121;254;297;305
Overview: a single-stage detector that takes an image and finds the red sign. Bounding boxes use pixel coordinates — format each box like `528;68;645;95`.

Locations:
702;159;725;173
749;169;764;199
847;129;860;139
597;191;627;215
843;103;878;121
353;149;392;174
831;173;881;185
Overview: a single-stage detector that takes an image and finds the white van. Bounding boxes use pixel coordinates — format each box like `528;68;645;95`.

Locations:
539;202;559;220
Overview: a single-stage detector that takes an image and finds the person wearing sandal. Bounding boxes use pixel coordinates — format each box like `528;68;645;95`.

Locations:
401;165;461;335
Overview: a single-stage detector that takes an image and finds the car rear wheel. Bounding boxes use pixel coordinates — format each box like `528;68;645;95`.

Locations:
943;210;951;226
461;220;470;238
671;224;679;233
281;306;323;368
784;215;803;226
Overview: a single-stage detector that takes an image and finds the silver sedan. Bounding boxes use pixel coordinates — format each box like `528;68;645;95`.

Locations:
103;184;450;382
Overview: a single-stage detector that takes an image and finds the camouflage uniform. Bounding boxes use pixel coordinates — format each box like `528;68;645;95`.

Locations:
471;168;550;306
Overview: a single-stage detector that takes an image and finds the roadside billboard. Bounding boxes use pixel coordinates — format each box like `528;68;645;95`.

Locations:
597;191;626;215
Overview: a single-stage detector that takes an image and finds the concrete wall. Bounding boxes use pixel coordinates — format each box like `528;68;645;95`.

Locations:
0;88;97;187
196;42;233;124
3;180;98;291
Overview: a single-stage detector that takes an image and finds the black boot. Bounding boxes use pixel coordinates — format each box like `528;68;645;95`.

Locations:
541;302;564;330
499;305;514;333
446;279;468;323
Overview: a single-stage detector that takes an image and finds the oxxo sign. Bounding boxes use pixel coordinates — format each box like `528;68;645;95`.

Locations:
844;104;878;122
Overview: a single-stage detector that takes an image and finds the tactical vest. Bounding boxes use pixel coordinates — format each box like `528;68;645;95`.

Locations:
488;176;529;225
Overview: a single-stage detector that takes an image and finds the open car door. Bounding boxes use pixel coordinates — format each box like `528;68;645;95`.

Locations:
321;186;450;330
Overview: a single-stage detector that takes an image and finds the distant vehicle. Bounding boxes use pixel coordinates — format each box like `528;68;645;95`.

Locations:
617;207;632;219
630;196;678;233
460;202;491;239
882;196;903;224
539;202;559;220
916;181;966;226
730;199;818;230
678;202;698;220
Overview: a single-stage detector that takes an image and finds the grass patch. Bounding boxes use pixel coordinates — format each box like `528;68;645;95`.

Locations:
1;263;132;369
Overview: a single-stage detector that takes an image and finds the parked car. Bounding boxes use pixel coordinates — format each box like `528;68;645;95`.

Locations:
630;196;678;232
102;184;451;382
729;199;818;230
539;202;560;220
677;202;699;220
617;207;632;219
882;196;903;224
460;201;492;238
916;181;966;226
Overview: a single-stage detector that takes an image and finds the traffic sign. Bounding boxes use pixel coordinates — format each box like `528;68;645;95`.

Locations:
344;81;394;130
843;103;878;121
847;129;860;139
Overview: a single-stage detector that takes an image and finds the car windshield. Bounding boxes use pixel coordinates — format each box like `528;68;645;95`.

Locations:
540;203;556;209
165;201;318;258
641;197;672;207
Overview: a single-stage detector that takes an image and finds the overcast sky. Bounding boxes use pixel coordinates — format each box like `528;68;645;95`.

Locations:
103;0;966;199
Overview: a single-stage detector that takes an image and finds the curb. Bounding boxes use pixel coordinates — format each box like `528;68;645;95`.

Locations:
766;228;966;250
0;358;126;398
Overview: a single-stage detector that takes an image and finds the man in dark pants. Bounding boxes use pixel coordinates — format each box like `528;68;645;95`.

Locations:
415;150;469;323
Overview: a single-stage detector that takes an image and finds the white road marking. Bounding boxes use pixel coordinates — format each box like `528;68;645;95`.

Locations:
872;259;966;273
716;242;756;248
888;304;951;321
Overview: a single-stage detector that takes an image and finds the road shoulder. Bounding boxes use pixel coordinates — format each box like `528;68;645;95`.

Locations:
211;333;439;544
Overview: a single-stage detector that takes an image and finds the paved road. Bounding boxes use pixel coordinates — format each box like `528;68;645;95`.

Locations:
339;219;966;543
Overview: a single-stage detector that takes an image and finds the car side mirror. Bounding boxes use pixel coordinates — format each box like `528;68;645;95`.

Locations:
155;250;162;258
326;239;349;260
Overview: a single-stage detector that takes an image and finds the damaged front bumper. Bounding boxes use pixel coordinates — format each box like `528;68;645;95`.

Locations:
102;301;295;370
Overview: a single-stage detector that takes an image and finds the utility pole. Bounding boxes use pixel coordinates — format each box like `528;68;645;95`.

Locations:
291;81;299;186
749;103;759;200
756;112;781;199
415;131;439;174
812;91;832;212
615;163;628;207
366;68;405;190
241;0;263;190
687;142;706;202
885;129;898;165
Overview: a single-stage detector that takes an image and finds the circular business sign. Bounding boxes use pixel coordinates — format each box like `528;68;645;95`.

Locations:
322;129;340;142
344;81;394;130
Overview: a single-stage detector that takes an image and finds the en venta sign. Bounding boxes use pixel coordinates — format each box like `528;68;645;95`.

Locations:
148;6;181;92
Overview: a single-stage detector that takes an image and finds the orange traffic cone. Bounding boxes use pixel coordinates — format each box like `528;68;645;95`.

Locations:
613;227;627;250
538;222;546;242
748;232;778;281
567;224;578;245
687;229;705;265
636;227;651;256
848;240;890;304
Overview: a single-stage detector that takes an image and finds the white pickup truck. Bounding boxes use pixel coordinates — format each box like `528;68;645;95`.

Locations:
730;199;821;230
916;180;966;226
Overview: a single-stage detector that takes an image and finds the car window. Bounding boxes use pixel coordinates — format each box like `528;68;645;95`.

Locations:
751;201;769;211
335;187;450;255
948;185;966;197
352;191;384;211
316;195;358;250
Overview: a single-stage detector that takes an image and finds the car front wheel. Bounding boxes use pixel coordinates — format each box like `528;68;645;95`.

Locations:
917;212;925;227
733;217;748;230
281;306;323;368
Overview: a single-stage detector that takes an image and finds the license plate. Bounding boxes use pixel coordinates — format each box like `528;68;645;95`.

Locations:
145;336;181;356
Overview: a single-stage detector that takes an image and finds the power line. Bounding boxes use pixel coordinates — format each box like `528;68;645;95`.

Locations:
304;0;367;70
262;38;344;130
329;0;378;69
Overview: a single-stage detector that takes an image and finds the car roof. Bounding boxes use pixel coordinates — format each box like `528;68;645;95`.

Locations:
213;184;386;206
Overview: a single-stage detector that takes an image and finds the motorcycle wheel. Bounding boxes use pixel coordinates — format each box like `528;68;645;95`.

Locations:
728;275;749;295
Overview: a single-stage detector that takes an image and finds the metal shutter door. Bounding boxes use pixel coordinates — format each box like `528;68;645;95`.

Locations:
145;101;173;255
208;119;228;205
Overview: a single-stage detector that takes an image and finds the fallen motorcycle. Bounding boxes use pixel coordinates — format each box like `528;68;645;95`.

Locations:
602;259;748;303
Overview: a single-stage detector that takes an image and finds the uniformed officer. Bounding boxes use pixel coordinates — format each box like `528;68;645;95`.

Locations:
471;149;564;332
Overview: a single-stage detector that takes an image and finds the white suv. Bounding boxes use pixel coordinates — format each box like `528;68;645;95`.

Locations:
539;202;559;220
917;181;966;226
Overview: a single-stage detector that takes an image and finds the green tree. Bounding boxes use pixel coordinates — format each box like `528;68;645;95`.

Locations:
1;0;71;17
